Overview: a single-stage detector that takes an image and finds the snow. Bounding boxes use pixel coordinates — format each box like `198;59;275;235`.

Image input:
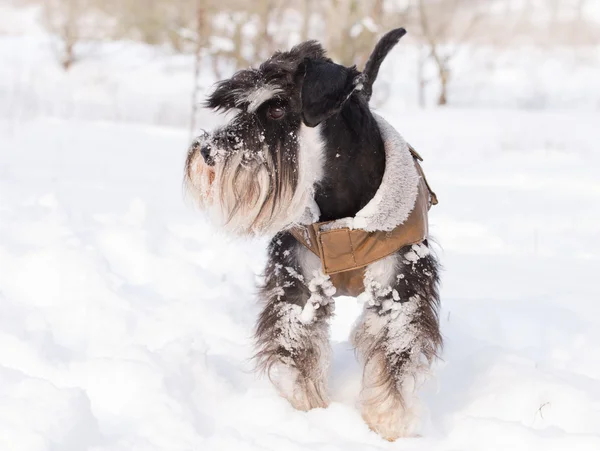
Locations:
2;6;600;451
3;109;599;450
301;271;336;324
404;243;430;263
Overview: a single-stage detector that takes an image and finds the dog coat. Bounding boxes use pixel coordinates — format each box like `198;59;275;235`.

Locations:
290;115;437;297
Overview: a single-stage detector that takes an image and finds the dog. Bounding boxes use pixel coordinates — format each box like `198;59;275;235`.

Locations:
184;28;441;441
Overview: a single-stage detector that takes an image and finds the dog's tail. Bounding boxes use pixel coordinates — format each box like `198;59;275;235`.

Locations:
362;27;407;102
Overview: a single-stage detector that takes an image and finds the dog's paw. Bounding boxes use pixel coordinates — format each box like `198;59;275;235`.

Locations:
362;400;420;441
288;377;329;411
271;363;329;411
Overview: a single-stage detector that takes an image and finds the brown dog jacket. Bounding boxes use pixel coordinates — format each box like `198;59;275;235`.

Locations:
290;115;437;297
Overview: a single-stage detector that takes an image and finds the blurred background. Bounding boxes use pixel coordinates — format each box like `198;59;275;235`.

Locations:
1;1;600;450
2;0;600;127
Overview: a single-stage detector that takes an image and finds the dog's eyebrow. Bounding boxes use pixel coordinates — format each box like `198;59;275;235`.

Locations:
246;85;283;113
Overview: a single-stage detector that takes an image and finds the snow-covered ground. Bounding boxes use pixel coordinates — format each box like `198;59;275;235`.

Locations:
2;5;600;451
2;109;599;450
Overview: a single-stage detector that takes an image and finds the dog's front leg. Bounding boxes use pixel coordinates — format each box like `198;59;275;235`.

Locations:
254;232;334;411
352;243;442;440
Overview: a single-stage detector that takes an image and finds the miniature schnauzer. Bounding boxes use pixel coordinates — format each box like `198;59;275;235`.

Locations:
185;28;441;441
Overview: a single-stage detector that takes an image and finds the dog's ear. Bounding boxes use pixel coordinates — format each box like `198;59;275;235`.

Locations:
205;78;238;111
298;59;363;127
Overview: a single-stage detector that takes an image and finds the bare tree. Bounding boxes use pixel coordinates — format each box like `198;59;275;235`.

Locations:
301;0;313;42
41;0;98;70
413;0;485;105
31;0;600;110
207;0;287;72
322;0;408;68
254;0;276;61
190;0;207;138
324;0;373;67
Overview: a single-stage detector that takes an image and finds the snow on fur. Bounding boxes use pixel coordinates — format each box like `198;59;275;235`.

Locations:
404;243;430;264
301;271;336;324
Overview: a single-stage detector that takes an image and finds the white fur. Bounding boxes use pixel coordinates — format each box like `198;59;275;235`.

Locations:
270;363;316;410
210;147;276;234
365;254;398;288
360;361;422;440
293;124;325;225
297;244;322;280
245;85;283;112
322;115;420;232
184;147;212;204
358;254;399;307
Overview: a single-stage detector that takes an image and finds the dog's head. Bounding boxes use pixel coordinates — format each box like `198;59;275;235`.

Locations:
185;41;365;236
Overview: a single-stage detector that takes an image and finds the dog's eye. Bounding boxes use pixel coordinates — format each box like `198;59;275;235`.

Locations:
267;106;285;120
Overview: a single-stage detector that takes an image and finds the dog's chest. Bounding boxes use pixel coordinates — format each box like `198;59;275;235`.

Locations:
313;121;386;222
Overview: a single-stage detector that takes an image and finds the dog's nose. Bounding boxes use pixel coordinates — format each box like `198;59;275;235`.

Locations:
200;145;214;166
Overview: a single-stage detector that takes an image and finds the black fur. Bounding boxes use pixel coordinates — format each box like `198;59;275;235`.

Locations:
300;59;361;127
362;27;407;102
205;40;327;113
314;94;386;220
298;58;386;220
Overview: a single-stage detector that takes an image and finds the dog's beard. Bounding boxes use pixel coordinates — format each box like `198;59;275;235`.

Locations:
185;124;324;236
185;151;215;201
186;145;299;236
217;146;296;235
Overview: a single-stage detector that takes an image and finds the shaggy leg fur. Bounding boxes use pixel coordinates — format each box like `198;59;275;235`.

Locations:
352;241;442;440
254;232;335;411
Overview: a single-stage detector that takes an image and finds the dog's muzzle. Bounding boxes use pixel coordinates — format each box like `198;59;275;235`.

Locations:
190;131;216;167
